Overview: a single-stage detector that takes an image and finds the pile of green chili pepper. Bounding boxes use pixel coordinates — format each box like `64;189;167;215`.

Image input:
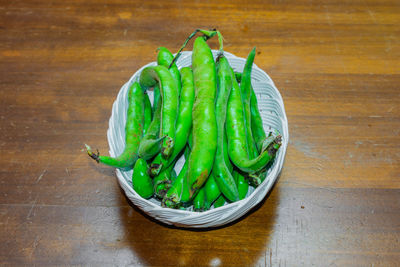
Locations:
85;29;282;211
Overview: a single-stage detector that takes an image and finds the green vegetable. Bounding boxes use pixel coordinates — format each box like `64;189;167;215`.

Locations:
132;158;153;199
139;65;179;158
152;85;161;115
211;55;239;202
162;149;191;208
234;72;242;83
186;36;218;199
240;47;258;159
138;47;182;160
250;85;266;153
85;82;144;170
153;162;175;199
204;173;221;210
149;67;195;176
213;194;226;208
226;66;281;174
157;47;182;94
138;98;163;160
193;186;206;212
233;169;249;200
143;92;152;136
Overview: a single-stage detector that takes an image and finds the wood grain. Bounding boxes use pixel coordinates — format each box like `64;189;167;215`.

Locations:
0;0;399;266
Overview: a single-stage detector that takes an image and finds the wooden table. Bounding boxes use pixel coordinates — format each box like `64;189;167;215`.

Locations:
1;0;399;266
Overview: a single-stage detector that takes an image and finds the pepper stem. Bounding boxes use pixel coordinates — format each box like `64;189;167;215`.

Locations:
247;173;262;187
169;28;224;69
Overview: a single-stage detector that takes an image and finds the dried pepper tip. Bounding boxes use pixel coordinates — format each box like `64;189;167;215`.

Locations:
267;135;282;155
247;173;262;187
161;195;181;209
148;163;163;177
85;144;100;163
161;136;174;158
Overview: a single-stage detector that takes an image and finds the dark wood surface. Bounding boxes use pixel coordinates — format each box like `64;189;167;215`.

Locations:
1;0;399;266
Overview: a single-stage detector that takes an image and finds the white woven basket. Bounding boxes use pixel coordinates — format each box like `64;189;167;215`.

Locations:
107;51;289;228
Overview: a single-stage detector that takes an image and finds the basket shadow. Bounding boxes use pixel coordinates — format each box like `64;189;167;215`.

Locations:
117;173;282;266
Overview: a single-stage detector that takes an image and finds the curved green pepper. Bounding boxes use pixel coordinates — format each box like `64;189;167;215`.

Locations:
240;47;258;159
250;86;267;153
226;67;281;174
85;82;144;170
149;67;195;176
211;55;239;202
140;65;179;158
138;99;163;160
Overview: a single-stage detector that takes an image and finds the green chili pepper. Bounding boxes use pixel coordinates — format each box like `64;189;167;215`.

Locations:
233;168;249;200
204;173;221;210
193;186;206;212
211;55;239;202
139;46;180;161
226;67;269;187
234;72;242;83
235;70;271;185
238;48;269;186
240;47;258;159
250;86;267;153
85;82;144;170
132;158;153;199
137;99;164;160
223;132;232;172
153;177;168;199
186;36;218;199
235;72;266;153
162;150;191;208
187;129;193;150
149;67;195;176
171;168;177;183
157;47;181;94
235;71;268;154
213;194;226;208
152;84;161;115
143;92;152;136
153;162;175;199
139;65;179;158
184;143;191;158
226;67;282;174
138;135;165;161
